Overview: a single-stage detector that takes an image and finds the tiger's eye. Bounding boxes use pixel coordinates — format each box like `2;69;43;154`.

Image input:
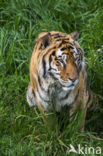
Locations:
52;51;56;56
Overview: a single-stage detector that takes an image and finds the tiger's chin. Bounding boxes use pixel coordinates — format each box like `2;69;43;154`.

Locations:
62;85;75;91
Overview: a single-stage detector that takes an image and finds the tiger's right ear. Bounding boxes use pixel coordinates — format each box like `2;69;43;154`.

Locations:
70;32;79;41
39;32;51;49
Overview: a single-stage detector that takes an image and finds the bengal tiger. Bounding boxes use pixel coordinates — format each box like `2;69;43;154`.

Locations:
26;31;96;130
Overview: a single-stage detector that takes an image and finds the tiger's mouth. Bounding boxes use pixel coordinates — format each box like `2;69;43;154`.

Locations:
60;79;79;91
62;85;75;91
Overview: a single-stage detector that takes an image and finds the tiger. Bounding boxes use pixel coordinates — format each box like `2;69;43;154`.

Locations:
26;31;95;130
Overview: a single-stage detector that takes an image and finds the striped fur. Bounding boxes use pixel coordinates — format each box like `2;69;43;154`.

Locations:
26;31;94;129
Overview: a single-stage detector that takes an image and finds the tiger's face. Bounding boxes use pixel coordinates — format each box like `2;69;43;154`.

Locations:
34;31;84;91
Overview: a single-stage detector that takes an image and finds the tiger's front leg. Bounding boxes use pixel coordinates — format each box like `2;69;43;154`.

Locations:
69;92;89;132
40;110;57;129
26;83;37;107
27;83;57;128
69;69;92;131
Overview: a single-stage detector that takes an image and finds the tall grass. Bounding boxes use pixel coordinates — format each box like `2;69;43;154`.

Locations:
0;0;103;155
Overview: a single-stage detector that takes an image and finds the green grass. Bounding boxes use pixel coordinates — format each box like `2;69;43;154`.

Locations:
0;0;103;155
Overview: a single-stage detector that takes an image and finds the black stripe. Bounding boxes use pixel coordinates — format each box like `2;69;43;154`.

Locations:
28;90;36;104
36;84;49;103
38;76;47;92
49;51;57;71
43;47;56;59
58;40;74;49
42;58;46;77
37;89;49;103
54;35;66;39
58;41;67;47
51;67;57;71
78;64;82;73
58;42;63;48
64;38;70;40
70;90;79;105
55;39;62;41
61;47;67;51
77;48;83;53
62;40;74;45
51;33;60;38
60;45;74;51
54;36;60;39
67;46;74;49
62;40;68;44
49;54;52;65
42;47;56;77
49;50;56;66
51;33;60;36
48;72;58;80
57;59;65;67
60;91;71;100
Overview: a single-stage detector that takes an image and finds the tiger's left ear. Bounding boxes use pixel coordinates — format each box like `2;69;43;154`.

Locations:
70;32;79;41
40;32;51;49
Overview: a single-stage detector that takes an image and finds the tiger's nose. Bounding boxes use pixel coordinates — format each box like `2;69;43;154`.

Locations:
69;77;77;82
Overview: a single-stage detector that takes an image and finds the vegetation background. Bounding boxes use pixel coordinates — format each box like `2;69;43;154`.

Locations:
0;0;103;155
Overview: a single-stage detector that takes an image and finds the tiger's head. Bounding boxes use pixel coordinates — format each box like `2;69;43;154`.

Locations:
31;31;85;91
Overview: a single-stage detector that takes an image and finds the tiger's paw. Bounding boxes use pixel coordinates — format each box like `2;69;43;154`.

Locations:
26;83;37;107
